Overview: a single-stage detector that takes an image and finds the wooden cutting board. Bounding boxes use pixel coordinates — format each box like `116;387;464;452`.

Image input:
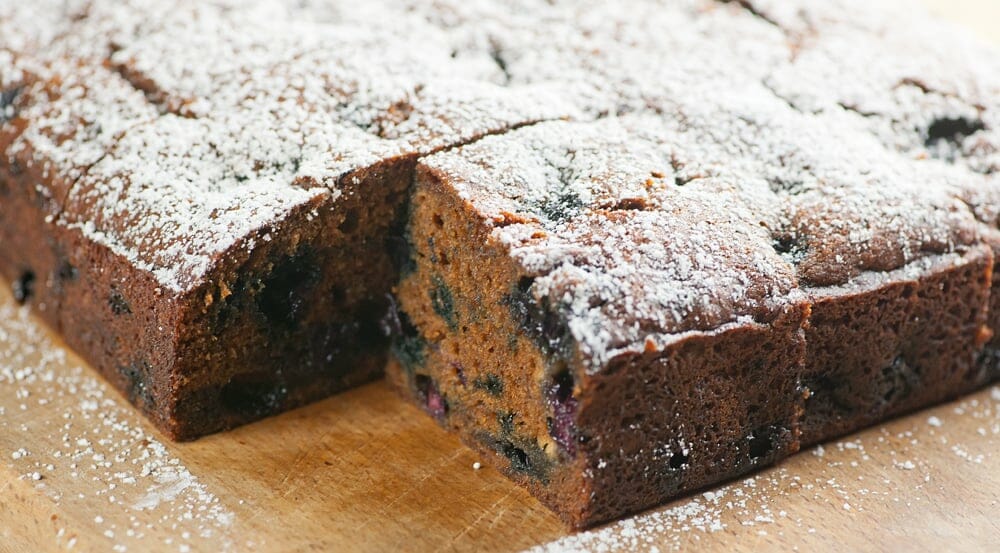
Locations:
5;291;1000;553
2;4;999;551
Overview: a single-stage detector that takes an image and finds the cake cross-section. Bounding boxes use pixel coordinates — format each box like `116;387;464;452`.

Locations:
388;116;812;527
388;100;995;525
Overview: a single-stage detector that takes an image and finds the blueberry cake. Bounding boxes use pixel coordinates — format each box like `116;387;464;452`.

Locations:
387;106;992;527
731;0;1000;428
0;0;573;439
3;0;1000;529
384;0;1000;528
388;116;810;527
657;94;994;446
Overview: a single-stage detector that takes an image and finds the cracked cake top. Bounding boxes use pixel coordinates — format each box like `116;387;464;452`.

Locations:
420;86;985;369
2;0;996;300
1;0;577;293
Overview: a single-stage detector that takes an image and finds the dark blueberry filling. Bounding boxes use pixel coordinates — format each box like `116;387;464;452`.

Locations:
771;233;806;263
505;332;519;351
257;251;320;329
974;348;1000;383
505;277;575;363
118;360;155;409
874;354;921;407
767;175;808;196
473;373;504;397
668;450;689;470
748;425;783;462
57;259;78;282
532;190;583;223
451;360;467;387
477;430;553;483
0;86;22;124
501;442;530;473
430;274;457;330
545;371;579;456
498;411;517;435
925;116;985;150
6;157;22;177
426;236;438;264
12;270;34;304
108;289;132;315
48;256;77;297
802;374;856;415
383;297;427;373
391;331;427;373
748;431;771;460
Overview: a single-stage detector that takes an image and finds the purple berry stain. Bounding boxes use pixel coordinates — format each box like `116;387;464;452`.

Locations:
451;360;468;387
546;371;579;456
416;375;448;420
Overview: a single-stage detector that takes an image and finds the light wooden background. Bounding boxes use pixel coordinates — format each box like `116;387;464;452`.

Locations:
2;2;999;551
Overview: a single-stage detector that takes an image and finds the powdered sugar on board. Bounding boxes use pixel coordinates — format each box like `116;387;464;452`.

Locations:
0;293;245;551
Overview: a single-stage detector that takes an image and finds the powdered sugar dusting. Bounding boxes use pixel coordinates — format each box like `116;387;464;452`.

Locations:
2;0;1000;546
424;93;984;368
737;0;1000;214
65;113;330;292
2;0;578;294
5;0;996;299
425;113;806;368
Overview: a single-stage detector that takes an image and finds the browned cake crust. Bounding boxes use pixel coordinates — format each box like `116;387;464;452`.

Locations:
386;107;994;526
0;64;415;438
801;257;993;444
0;0;572;440
390;151;811;527
380;0;1000;525
693;0;1000;443
657;97;995;446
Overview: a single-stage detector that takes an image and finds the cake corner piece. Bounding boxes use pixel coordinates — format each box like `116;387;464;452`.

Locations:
388;119;812;527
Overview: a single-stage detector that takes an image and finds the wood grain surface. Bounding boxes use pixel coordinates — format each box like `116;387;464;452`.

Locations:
2;3;998;551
